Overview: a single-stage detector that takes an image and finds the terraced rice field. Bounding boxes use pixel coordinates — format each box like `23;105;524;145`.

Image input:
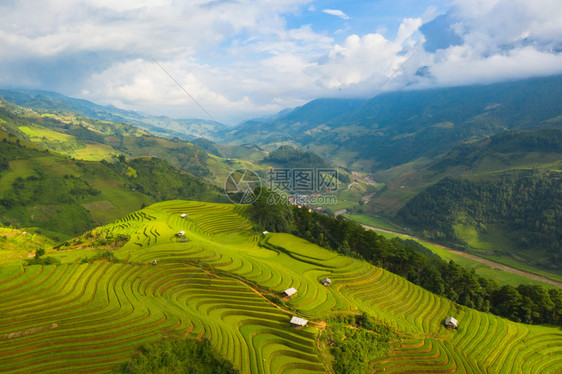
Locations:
0;200;561;373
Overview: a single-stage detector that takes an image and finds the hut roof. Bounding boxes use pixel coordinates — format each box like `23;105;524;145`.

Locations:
290;316;308;326
282;287;297;297
445;317;458;327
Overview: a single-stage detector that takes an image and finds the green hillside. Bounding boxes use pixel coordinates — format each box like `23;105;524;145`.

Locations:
0;99;216;178
0;97;275;190
344;128;562;276
355;127;562;216
264;145;329;169
0;201;560;372
0;132;223;241
0;227;54;262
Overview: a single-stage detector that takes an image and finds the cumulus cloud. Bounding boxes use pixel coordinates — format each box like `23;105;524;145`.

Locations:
322;9;350;20
84;58;299;123
414;0;562;88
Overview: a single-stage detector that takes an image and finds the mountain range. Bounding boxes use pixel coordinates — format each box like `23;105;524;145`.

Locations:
231;75;562;171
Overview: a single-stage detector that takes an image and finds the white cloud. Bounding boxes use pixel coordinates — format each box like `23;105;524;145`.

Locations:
450;0;562;49
428;46;562;86
414;0;562;88
312;17;421;94
0;0;561;123
84;58;289;123
322;9;350;20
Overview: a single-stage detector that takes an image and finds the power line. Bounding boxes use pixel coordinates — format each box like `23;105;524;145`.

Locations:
144;50;220;124
348;52;416;121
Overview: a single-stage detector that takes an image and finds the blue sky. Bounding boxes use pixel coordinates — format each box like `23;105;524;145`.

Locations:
287;1;447;39
0;0;561;124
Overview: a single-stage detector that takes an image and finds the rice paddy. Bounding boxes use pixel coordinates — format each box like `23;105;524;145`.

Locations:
0;200;560;373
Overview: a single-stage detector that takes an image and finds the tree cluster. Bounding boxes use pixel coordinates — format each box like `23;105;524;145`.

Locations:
264;145;327;168
116;337;238;374
327;312;394;374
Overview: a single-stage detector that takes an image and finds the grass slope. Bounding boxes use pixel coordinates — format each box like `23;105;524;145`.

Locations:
0;227;54;262
0;201;560;373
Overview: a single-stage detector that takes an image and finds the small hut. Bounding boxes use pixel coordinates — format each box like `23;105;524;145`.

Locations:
180;213;188;218
321;277;332;286
177;231;186;237
262;231;269;235
281;287;297;297
290;316;308;328
445;317;458;329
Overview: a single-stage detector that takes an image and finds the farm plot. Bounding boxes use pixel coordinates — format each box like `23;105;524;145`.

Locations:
0;261;324;373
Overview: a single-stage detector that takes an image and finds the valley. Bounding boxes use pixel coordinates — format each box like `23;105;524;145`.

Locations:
360;224;562;288
0;76;560;373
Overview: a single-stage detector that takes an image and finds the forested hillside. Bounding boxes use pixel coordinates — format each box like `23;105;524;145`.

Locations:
429;128;562;172
264;145;328;168
398;170;561;270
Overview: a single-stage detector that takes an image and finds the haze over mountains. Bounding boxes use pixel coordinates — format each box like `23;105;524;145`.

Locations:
4;74;561;173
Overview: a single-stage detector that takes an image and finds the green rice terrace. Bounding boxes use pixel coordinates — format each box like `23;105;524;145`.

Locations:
0;201;561;373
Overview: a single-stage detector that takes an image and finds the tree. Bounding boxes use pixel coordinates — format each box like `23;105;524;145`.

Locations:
35;248;45;260
492;285;523;322
339;240;352;256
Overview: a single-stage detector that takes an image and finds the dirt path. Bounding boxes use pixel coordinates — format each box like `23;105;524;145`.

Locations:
361;224;562;289
1;323;58;340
